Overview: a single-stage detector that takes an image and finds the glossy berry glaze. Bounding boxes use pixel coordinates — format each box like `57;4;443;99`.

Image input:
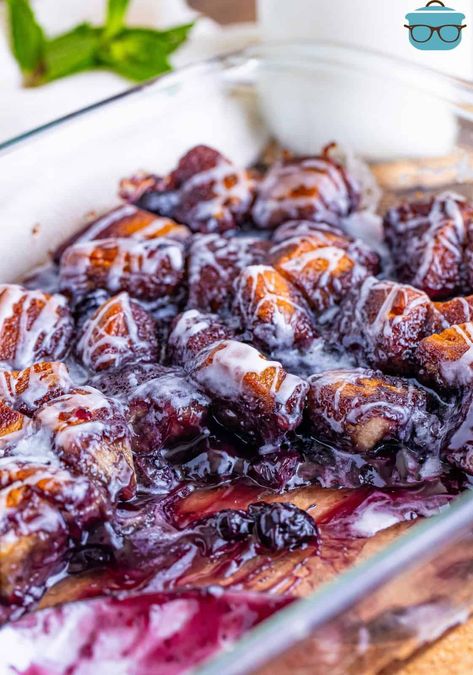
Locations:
1;145;472;673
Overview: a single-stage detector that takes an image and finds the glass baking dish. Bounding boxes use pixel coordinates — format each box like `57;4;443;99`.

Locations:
2;42;473;674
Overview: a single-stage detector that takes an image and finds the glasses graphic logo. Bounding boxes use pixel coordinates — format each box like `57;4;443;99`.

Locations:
405;0;466;50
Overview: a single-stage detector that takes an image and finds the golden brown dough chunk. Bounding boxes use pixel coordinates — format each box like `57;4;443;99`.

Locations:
55;205;190;261
233;264;317;351
189;339;308;444
268;234;375;314
34;387;136;500
76;292;158;372
384;193;473;299
59;237;185;304
0;459;108;607
335;277;442;374
434;295;473;326
270;220;380;271
416;322;473;389
126;145;256;234
252;151;360;229
0;285;73;370
307;368;435;452
0;362;73;416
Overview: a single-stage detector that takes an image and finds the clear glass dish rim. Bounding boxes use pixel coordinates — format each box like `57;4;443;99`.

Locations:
3;39;473;153
3;40;473;673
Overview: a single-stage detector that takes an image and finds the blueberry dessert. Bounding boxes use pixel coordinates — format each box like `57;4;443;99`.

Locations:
1;143;472;673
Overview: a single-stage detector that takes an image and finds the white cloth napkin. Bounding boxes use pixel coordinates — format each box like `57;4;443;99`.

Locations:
0;0;257;144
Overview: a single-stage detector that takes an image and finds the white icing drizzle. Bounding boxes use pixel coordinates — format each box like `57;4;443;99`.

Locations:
271;235;368;313
351;277;429;343
60;238;184;298
234;264;313;349
253;158;354;228
75;204;139;242
387;192;468;290
192;339;305;410
439;322;473;385
0;362;72;413
75;204;190;244
0;284;72;370
76;292;155;371
180;157;253;224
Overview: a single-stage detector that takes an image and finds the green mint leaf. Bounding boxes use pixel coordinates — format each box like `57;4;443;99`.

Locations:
98;28;173;81
37;24;102;85
153;22;195;54
104;0;131;38
6;0;45;77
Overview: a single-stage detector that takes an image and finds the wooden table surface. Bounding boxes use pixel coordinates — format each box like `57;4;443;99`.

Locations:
188;2;473;672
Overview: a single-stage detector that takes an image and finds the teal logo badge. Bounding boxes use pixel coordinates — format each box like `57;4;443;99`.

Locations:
405;0;466;50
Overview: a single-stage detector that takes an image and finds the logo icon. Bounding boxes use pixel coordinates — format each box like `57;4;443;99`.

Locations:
404;0;466;50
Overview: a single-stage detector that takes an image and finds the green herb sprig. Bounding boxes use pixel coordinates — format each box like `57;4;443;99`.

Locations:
6;0;194;87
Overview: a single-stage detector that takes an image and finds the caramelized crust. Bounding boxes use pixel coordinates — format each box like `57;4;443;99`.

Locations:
252;153;360;229
335;277;442;374
233;264;317;350
416;322;473;389
76;292;158;372
307;368;434;452
34;388;136;500
59;237;185;304
190;339;309;443
168;309;233;365
271;220;381;272
55;205;190;261
268;234;373;314
434;295;473;326
187;234;270;314
0;285;73;370
0;362;73;416
384;193;473;299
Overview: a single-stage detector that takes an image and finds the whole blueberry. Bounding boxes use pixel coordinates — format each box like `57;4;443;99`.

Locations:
248;502;319;551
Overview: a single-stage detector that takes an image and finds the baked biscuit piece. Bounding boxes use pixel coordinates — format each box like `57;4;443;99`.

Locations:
0;362;72;416
190;339;308;444
76;293;158;372
416;322;473;389
130;145;255;234
0;459;108;606
434;295;473;326
128;366;210;454
34;387;136;500
0;285;73;370
252;151;360;229
168;309;233;365
384;193;473;299
307;368;436;452
59;237;185;304
335;277;442;374
55;204;190;261
233;264;317;351
268;234;374;315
